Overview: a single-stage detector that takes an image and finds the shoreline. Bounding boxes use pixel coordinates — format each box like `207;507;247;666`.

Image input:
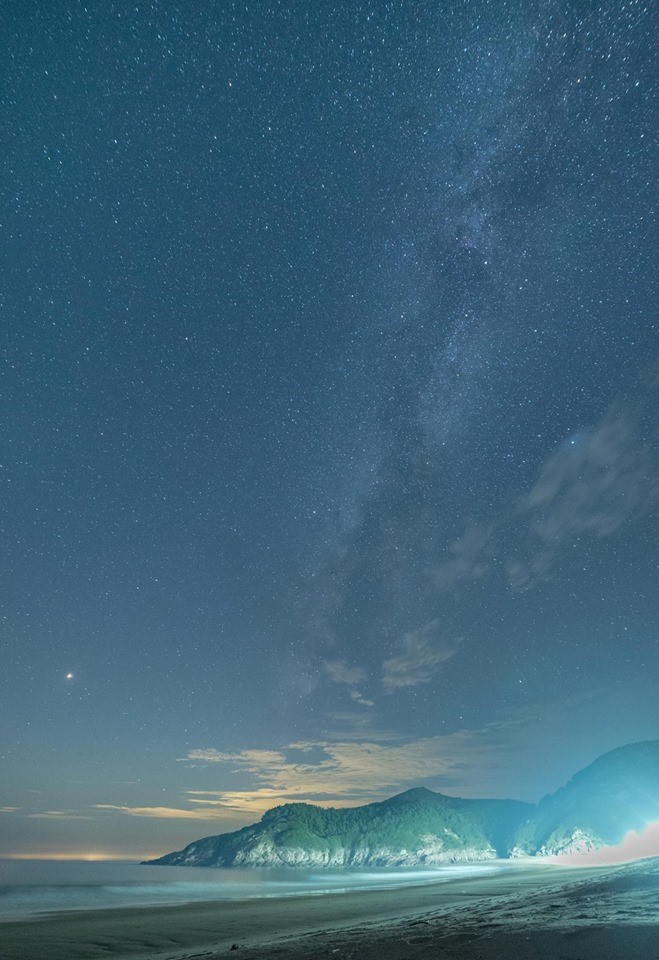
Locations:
1;857;657;959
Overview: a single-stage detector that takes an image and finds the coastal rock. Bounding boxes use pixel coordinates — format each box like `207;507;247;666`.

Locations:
231;840;497;868
536;828;603;858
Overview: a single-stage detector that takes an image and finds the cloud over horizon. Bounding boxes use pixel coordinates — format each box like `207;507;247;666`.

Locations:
28;678;657;831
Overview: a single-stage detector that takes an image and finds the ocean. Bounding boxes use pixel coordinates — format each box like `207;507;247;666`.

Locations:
0;858;506;919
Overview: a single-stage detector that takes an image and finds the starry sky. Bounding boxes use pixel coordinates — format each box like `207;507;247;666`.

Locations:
1;0;657;859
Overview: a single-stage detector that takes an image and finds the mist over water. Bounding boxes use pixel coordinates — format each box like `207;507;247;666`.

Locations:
0;859;510;919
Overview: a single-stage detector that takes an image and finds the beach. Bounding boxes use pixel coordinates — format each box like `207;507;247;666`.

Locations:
1;857;657;960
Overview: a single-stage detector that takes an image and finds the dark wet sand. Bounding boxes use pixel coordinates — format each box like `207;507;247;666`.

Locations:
1;858;657;960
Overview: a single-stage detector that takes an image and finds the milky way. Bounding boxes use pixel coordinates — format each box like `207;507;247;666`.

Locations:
1;0;657;856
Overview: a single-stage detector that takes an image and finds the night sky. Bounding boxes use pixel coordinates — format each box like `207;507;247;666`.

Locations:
1;0;657;859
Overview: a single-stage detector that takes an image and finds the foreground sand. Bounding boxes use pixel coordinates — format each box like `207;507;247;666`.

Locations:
1;857;657;960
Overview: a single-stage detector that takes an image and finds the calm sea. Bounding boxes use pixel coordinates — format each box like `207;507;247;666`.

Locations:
0;859;506;919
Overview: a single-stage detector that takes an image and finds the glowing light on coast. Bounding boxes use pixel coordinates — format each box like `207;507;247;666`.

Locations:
5;851;154;862
549;821;659;865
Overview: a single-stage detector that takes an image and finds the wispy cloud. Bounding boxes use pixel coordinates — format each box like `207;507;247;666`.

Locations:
323;711;398;740
382;620;459;691
430;523;493;591
0;806;19;813
323;659;366;686
186;788;370;815
27;810;93;820
184;748;286;766
511;407;658;588
95;804;236;821
349;689;375;707
424;400;658;596
180;733;473;805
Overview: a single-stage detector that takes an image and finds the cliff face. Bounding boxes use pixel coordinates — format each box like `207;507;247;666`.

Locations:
150;832;501;869
229;839;497;868
145;740;659;868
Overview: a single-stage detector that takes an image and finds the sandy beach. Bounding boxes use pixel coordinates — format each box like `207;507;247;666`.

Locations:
1;857;657;960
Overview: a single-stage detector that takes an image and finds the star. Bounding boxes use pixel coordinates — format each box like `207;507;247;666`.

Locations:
65;673;74;681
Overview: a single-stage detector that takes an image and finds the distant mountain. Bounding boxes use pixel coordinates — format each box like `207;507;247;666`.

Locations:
145;740;659;868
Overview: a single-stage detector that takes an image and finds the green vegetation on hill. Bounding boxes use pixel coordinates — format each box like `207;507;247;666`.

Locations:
257;790;530;857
